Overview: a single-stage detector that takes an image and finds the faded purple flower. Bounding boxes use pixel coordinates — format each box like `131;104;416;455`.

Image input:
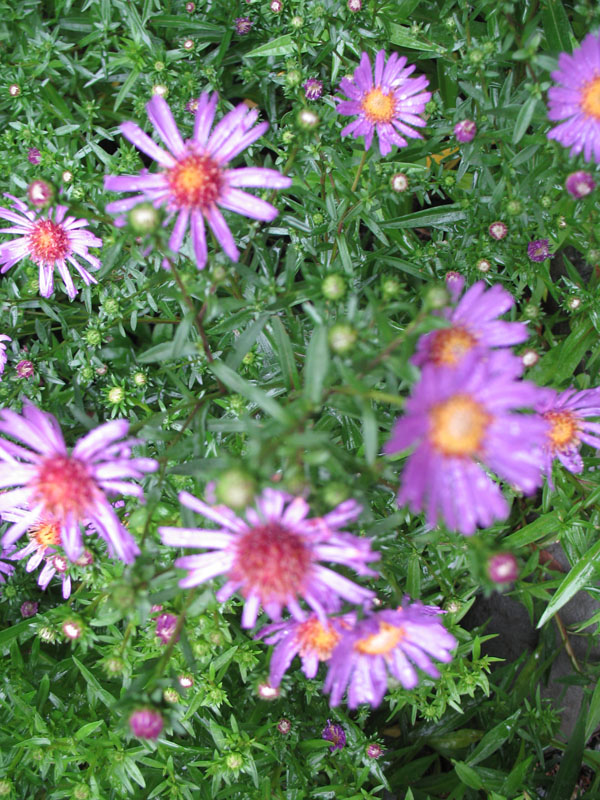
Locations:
547;32;600;162
488;552;518;583
322;720;346;750
454;119;476;143
0;195;101;299
257;613;354;686
535;386;600;487
155;612;179;645
488;220;507;240
0;403;158;563
336;49;431;156
27;148;41;165
384;354;548;535
20;600;38;618
129;708;164;740
16;360;34;378
324;604;456;708
527;239;551;262
159;489;378;628
565;170;596;198
304;79;323;100
412;278;528;370
234;17;252;35
104;95;291;271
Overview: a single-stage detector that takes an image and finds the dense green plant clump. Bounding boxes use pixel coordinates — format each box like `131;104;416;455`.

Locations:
4;0;600;798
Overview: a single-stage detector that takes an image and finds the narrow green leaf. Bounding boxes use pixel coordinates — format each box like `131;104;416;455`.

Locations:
208;361;292;424
225;313;270;371
72;656;116;709
269;317;299;390
466;711;520;766
547;698;587;800
149;15;223;39
245;35;295;58
533;322;595;385
75;720;103;741
361;406;378;466
541;0;574;52
537;539;600;628
0;620;33;647
114;70;140;112
383;204;466;229
503;512;558;548
303;326;330;405
406;553;421;598
512;96;538;144
389;23;443;54
586;681;600;741
453;761;484;790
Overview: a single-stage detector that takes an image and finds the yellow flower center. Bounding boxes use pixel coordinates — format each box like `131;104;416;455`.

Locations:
429;394;490;457
544;410;579;451
295;617;341;660
429;326;477;366
355;621;405;655
167;153;222;209
361;88;395;123
582;76;600;119
30;520;61;548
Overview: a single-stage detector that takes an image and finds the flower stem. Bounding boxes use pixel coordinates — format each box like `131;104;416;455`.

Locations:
350;150;368;193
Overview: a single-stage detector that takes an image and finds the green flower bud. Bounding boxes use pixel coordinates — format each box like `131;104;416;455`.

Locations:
225;753;244;771
102;298;120;316
291;15;303;28
107;386;125;405
323;482;349;507
216;469;256;509
381;276;401;299
133;371;147;387
128;203;160;234
322;274;346;300
328;323;358;354
164;687;180;703
85;328;102;347
425;286;449;310
285;69;302;88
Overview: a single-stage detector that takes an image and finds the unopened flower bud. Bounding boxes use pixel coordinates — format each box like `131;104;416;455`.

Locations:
322;274;346;300
62;170;73;183
185;1;195;10
152;84;168;97
16;360;34;378
27;147;41;165
216;468;256;509
129;708;164;739
568;296;581;310
277;718;291;734
488;221;508;240
366;743;383;758
9;84;20;97
270;0;282;11
328;323;357;354
62;619;83;640
27;180;54;207
347;0;362;10
390;172;409;192
183;38;194;50
521;349;539;367
488;552;518;583
257;682;279;699
476;258;491;272
163;687;180;703
454;119;476;143
297;109;319;129
20;600;38;618
566;170;596;198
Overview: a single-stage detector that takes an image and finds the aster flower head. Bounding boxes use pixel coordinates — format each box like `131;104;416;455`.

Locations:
159;489;378;629
155;612;179;644
384;354;548;535
20;600;38;617
527;239;552;262
324;603;456;708
336;49;431;156
0;403;158;564
391;172;409;192
322;720;346;750
488;552;518;583
304;79;323;100
129;708;164;740
454;119;476;143
366;743;384;759
104;95;291;271
412;279;529;371
566;170;596;197
257;612;355;686
547;32;600;162
488;220;508;240
0;335;10;378
7;510;73;599
0;196;101;299
234;17;252;35
535;386;600;487
27;148;41;165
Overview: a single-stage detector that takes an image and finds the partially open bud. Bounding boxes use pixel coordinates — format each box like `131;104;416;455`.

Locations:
488;553;518;583
128;202;160;234
27;179;54;207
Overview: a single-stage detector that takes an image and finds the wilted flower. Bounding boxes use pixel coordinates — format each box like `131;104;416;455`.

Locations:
20;600;38;617
159;489;378;628
324;604;456;708
547;32;600;162
347;0;362;10
0;403;157;563
527;239;551;262
104;95;291;271
322;720;346;750
565;170;596;198
336;50;431;156
0;195;101;299
304;79;323;100
234;17;252;35
384;354;548;535
454;119;476;143
129;708;164;739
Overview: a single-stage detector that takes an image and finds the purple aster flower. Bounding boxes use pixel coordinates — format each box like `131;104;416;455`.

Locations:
20;600;38;617
0;195;101;299
257;612;355;686
104;94;291;270
129;708;164;740
155;612;179;644
16;360;34;378
566;170;596;197
159;489;378;628
0;403;158;563
488;552;518;583
454;119;476;143
0;547;14;584
235;17;252;35
336;49;431;156
366;743;384;758
488;220;508;240
0;335;10;378
27;148;41;165
412;279;528;370
304;79;323;100
547;32;600;162
324;604;456;708
384;354;548;535
527;239;552;262
322;720;346;750
535;387;600;487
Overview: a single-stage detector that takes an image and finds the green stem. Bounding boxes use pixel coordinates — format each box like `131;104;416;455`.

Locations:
350;150;368;193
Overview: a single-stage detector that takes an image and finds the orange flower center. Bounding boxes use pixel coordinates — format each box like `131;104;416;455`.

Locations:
231;522;312;603
295;617;341;660
355;621;405;655
429;394;490;457
361;88;395;123
28;220;70;264
544;410;579;451
33;455;97;520
582;76;600;119
30;520;61;549
167;153;222;209
429;326;477;366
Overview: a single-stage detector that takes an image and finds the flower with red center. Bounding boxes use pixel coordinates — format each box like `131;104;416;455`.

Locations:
0;195;101;299
488;221;508;240
454;119;476;143
384;354;548;535
547;32;600;162
527;239;552;262
304;79;323;100
104;94;291;271
322;720;346;750
257;613;354;686
566;170;596;198
324;604;456;708
336;49;431;156
0;403;158;563
27;148;41;165
234;17;252;35
534;387;600;487
155;612;179;645
412;277;528;371
159;489;378;628
488;552;518;583
0;335;10;379
129;708;164;740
